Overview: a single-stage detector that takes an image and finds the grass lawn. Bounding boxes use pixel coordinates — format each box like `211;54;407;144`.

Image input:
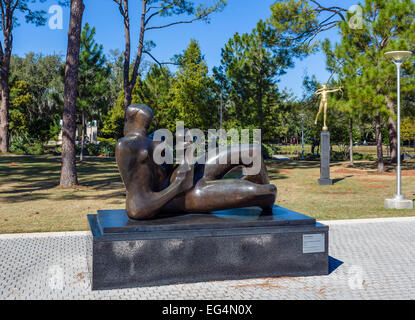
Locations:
267;159;415;221
0;156;125;234
277;144;415;157
0;155;414;234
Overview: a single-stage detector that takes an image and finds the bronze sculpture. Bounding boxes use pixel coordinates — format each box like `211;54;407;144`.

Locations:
116;104;277;220
314;84;342;131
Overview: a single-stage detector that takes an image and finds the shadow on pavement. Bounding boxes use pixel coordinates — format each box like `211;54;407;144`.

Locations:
329;256;344;274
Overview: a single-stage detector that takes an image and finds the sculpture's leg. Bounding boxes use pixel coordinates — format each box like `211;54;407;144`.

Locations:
315;101;324;124
241;156;270;185
161;144;276;213
162;179;277;213
203;144;269;184
323;101;328;131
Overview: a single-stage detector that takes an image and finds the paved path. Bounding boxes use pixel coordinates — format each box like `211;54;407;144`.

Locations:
2;217;415;300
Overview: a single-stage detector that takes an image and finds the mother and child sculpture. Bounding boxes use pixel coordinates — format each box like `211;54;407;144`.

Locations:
115;104;277;220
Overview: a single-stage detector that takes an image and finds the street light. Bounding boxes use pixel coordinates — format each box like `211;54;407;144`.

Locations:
384;50;413;210
299;113;305;160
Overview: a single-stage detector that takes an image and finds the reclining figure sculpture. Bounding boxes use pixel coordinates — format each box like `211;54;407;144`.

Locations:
116;104;277;220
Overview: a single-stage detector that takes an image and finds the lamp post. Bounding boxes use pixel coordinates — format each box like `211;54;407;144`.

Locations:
384;50;413;210
299;113;305;160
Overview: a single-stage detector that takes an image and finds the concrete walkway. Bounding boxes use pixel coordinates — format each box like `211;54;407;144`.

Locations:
1;217;415;300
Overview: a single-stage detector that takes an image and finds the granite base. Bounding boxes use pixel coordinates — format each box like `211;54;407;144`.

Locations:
88;206;329;290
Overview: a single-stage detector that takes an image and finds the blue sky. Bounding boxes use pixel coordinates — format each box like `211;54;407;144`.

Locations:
12;0;358;98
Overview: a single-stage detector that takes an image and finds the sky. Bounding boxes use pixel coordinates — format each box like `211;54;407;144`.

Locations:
12;0;359;98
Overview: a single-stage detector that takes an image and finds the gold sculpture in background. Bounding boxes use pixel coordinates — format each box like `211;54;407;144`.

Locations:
314;84;342;131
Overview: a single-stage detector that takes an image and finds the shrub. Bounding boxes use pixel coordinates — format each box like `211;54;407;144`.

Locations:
304;153;319;161
262;143;281;159
352;153;375;161
262;144;274;159
99;141;116;157
331;151;347;161
353;153;364;161
85;138;116;157
85;143;102;156
362;154;375;161
10;133;43;155
97;137;117;144
10;133;44;155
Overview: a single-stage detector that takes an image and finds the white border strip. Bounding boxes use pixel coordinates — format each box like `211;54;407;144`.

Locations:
0;231;91;239
1;216;415;238
320;216;415;225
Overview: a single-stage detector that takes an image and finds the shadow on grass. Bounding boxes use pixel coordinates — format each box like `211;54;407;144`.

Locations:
267;169;289;181
266;159;321;170
351;160;415;172
332;175;353;184
55;189;125;201
1;155;290;203
0;155;122;202
268;158;415;173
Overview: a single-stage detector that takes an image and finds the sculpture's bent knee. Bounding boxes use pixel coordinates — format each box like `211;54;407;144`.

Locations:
126;197;158;220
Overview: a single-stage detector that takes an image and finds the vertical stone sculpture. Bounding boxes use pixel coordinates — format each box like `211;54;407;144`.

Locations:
318;131;332;185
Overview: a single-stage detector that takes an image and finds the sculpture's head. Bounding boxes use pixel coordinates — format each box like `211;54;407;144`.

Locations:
322;84;327;89
124;104;154;136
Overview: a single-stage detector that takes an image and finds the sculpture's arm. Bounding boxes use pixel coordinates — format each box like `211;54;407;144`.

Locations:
314;89;323;95
126;156;194;219
153;140;175;174
326;88;342;93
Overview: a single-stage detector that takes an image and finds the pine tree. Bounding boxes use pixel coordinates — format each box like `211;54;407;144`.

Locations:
132;65;173;131
216;20;303;141
322;0;415;170
78;23;110;160
101;91;125;140
169;40;216;131
112;0;226;112
402;117;415;148
270;0;415;171
60;0;85;187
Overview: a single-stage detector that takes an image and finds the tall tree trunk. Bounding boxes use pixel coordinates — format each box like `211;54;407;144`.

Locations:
80;110;85;162
257;77;263;130
349;118;354;166
0;72;10;153
122;0;131;112
122;0;146;112
386;96;397;163
0;33;11;153
60;0;85;187
375;113;384;173
124;85;132;110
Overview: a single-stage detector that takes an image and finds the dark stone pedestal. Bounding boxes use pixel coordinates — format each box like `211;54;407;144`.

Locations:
318;131;332;185
87;206;329;290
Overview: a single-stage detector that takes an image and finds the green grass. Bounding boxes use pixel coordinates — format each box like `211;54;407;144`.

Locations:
0;155;414;234
0;155;125;233
267;159;415;220
276;144;415;156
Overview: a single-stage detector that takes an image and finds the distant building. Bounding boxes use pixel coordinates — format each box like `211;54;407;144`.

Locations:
56;120;98;145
